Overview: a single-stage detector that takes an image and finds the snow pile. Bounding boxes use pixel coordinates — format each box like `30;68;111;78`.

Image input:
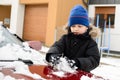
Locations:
0;72;25;80
39;46;49;53
54;57;77;73
91;57;120;80
0;25;47;79
0;43;46;65
51;57;77;77
0;61;46;80
0;73;17;80
0;27;5;43
52;71;65;77
0;42;47;79
100;57;120;66
81;75;105;80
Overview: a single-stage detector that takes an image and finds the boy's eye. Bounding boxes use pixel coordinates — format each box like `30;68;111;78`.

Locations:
71;25;75;27
78;25;82;28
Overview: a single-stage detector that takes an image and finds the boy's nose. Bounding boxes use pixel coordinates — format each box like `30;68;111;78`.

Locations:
74;27;79;31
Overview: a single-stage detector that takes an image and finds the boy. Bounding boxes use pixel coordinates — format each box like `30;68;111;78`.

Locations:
45;5;100;72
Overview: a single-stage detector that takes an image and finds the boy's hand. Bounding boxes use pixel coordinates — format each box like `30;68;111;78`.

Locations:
65;57;78;69
46;53;62;67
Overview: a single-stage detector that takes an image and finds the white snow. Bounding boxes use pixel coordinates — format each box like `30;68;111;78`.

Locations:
0;25;120;80
91;57;120;80
0;43;47;80
0;44;120;80
50;57;77;77
53;57;77;73
52;71;65;77
81;75;105;80
0;43;46;65
0;71;25;80
0;27;47;79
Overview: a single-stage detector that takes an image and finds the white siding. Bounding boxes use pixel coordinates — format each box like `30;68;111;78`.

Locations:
89;4;120;52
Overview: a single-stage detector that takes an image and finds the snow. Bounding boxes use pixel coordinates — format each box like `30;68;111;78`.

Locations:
0;43;47;79
50;57;77;77
0;43;46;65
53;57;77;73
52;71;65;77
81;75;105;80
91;57;120;80
0;26;47;79
39;46;49;53
0;25;120;80
0;44;120;80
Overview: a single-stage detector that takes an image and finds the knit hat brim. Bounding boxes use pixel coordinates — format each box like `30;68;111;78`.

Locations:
68;16;89;27
68;5;89;27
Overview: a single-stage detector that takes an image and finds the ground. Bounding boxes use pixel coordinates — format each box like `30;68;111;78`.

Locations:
91;55;120;80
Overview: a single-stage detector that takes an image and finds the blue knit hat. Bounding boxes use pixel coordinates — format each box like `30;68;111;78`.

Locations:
68;5;89;27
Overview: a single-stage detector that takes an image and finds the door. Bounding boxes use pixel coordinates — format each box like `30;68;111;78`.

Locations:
23;4;48;42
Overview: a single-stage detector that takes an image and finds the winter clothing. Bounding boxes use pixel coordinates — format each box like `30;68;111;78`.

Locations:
46;32;100;72
45;5;100;72
89;24;101;39
68;5;89;27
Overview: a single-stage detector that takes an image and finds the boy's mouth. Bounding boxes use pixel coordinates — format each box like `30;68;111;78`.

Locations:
73;32;79;35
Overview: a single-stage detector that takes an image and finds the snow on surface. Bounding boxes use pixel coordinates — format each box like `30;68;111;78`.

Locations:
0;43;120;80
0;43;47;79
52;71;66;77
39;46;49;53
81;75;105;80
0;61;45;80
0;73;17;80
50;57;77;77
0;42;46;65
0;25;120;80
91;57;120;80
53;57;77;73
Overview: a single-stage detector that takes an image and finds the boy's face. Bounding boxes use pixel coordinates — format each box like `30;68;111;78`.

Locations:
70;24;88;35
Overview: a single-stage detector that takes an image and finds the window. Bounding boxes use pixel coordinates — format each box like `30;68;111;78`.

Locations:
94;14;115;28
106;14;115;28
94;14;105;28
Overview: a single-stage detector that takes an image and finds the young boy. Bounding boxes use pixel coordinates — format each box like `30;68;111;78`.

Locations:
45;5;100;72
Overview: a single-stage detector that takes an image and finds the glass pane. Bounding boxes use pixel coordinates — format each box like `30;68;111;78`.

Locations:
94;14;105;28
107;14;115;25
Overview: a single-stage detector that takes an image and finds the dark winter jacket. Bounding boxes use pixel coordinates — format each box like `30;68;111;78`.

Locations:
46;32;100;72
46;25;101;72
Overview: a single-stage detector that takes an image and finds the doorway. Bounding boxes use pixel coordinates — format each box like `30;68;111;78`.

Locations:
23;4;48;42
0;5;11;28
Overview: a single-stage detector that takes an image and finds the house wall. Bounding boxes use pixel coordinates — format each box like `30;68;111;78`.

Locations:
46;0;85;46
88;4;120;52
0;0;85;47
20;0;49;4
20;0;58;46
54;0;85;41
20;0;85;46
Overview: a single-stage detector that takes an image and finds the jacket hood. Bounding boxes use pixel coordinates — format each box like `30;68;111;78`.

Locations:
89;24;101;39
62;23;101;39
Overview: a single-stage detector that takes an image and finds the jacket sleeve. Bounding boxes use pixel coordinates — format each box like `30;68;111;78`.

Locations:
75;40;100;72
45;35;66;62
